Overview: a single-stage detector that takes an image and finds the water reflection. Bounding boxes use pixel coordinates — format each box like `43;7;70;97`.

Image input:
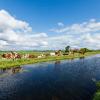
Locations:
0;66;22;77
54;61;61;73
79;56;85;59
0;55;100;100
52;96;60;100
12;66;22;74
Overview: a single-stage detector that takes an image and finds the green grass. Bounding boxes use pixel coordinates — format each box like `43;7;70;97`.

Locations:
93;82;100;100
0;51;99;69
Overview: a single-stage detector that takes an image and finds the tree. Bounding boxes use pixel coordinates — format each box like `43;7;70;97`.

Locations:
65;46;70;53
79;48;87;55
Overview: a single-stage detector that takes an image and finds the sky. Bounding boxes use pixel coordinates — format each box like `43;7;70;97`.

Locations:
0;0;100;50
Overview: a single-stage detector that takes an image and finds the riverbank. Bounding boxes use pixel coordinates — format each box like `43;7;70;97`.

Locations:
93;82;100;100
0;51;100;69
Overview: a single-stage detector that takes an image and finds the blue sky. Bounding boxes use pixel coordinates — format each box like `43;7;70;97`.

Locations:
1;0;100;32
0;0;100;50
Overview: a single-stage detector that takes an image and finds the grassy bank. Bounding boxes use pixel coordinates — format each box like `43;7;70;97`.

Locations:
0;51;100;69
93;82;100;100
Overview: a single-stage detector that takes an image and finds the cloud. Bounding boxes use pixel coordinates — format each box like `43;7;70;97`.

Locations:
57;22;64;27
0;9;99;50
51;19;100;34
0;9;48;50
49;19;100;49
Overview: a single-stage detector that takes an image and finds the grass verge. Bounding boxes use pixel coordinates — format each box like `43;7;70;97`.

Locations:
93;82;100;100
0;51;99;69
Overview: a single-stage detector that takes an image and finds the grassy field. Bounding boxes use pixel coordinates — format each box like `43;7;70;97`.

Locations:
0;51;99;69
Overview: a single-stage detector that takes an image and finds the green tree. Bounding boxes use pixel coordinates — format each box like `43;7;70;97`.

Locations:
79;48;87;55
65;46;70;53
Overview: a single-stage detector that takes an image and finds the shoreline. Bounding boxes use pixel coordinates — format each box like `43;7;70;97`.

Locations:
0;51;100;69
93;81;100;100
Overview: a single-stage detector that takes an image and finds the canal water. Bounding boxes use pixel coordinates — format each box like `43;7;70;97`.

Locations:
0;55;100;100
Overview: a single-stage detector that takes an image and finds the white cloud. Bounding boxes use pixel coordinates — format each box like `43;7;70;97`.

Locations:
0;9;48;50
0;9;99;50
57;22;64;27
49;19;100;49
51;19;100;34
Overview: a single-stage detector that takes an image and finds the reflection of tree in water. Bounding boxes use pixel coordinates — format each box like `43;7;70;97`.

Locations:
54;61;61;73
79;56;85;60
79;56;85;64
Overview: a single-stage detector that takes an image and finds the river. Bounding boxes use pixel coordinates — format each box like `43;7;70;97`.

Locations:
0;55;100;100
